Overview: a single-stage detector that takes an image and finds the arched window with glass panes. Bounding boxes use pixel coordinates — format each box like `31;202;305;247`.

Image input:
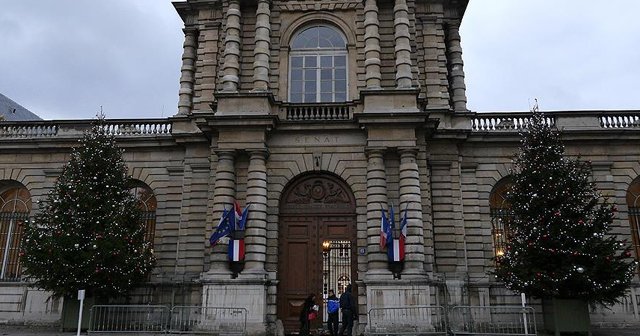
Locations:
289;25;347;103
129;181;157;247
626;177;640;263
0;182;31;281
490;177;513;260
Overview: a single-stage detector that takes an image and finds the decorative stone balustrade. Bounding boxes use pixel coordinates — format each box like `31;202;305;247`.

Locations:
471;111;640;132
0;120;172;139
281;103;354;121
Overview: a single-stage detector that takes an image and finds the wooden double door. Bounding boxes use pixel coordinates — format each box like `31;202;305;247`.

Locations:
277;214;355;333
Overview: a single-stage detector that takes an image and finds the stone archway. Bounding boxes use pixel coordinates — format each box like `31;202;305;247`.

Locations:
276;173;357;334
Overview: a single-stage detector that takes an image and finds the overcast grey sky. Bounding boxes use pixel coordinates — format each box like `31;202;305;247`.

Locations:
1;0;639;120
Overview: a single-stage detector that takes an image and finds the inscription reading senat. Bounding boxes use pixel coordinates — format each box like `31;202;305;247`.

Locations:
294;136;339;144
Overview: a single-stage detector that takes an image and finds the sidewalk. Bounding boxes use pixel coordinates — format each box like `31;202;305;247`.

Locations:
2;326;639;336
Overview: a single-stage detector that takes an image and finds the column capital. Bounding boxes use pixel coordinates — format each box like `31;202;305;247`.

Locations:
214;149;237;158
365;146;387;157
247;148;270;159
182;27;199;35
398;146;419;156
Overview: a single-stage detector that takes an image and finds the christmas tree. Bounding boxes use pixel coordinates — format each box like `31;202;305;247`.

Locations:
21;120;155;299
494;111;636;306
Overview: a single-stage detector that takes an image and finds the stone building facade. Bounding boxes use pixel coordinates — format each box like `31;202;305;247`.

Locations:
1;0;640;334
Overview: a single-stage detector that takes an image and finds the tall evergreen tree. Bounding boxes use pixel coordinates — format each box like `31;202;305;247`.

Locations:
494;111;636;305
21;122;155;299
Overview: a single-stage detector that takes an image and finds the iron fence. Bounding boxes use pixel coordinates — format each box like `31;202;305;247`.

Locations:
88;305;170;333
449;305;536;336
170;306;247;335
367;305;447;335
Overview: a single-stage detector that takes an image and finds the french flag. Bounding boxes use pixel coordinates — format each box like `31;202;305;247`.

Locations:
388;238;405;262
228;239;245;261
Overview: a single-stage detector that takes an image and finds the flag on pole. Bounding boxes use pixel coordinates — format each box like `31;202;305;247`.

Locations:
387;238;405;262
228;238;245;261
400;205;408;249
209;207;232;247
387;205;395;248
237;203;250;230
380;206;390;249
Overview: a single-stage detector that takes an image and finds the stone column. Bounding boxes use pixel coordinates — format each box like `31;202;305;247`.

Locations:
364;0;381;89
446;21;467;111
252;0;271;91
209;150;237;274
393;0;412;89
221;0;241;92
178;28;198;115
365;147;389;277
398;147;425;276
243;149;269;275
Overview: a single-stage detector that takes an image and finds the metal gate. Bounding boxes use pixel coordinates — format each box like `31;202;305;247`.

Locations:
322;240;352;322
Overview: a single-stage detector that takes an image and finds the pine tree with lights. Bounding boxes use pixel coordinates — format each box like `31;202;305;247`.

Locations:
21;120;155;299
494;111;635;306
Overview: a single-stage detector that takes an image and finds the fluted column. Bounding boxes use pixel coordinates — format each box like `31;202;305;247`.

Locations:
209;150;237;274
252;0;271;91
243;149;269;275
178;28;198;115
398;147;425;276
364;0;381;89
393;0;412;89
221;0;241;92
446;21;467;111
365;147;389;276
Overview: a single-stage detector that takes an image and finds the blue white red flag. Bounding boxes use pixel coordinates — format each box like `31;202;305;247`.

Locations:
387;238;405;262
228;239;245;261
209;207;232;247
386;205;394;248
236;202;250;230
380;206;390;249
400;205;408;247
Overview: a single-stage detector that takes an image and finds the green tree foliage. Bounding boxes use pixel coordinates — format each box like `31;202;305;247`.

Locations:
21;122;155;299
494;112;636;305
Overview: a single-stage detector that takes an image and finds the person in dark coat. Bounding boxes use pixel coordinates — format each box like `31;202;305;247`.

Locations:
299;293;316;336
339;284;356;336
326;289;340;336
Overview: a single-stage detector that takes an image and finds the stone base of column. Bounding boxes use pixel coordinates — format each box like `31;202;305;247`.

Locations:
362;278;437;332
201;276;269;336
361;89;420;113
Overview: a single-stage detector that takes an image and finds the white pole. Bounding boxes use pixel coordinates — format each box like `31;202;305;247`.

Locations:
77;289;85;336
521;292;529;335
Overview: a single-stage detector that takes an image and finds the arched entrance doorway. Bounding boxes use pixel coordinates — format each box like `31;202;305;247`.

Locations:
277;173;357;333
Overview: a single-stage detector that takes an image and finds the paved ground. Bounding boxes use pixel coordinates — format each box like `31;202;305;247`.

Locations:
2;326;639;336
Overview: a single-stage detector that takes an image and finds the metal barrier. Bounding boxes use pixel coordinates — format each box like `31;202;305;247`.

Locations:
89;305;170;333
170;306;247;335
367;306;447;335
449;306;536;336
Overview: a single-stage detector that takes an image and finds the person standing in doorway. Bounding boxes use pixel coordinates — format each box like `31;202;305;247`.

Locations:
339;284;356;336
300;293;317;336
327;289;340;336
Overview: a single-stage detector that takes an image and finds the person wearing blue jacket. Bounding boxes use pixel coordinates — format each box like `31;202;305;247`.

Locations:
327;289;340;336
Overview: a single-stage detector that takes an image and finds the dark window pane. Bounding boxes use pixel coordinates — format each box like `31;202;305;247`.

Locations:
335;80;346;92
320;69;332;80
321;81;332;92
304;93;316;102
291;57;303;68
304;69;317;80
334;56;346;67
290;80;303;93
321;56;332;67
305;80;317;92
320;93;333;102
291;69;303;81
304;56;317;68
290;93;303;103
335;92;346;101
335;68;346;80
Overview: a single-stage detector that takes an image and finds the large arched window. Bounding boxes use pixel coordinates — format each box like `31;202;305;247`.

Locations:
289;25;347;103
490;177;513;259
0;182;31;281
626;178;640;262
130;181;157;247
